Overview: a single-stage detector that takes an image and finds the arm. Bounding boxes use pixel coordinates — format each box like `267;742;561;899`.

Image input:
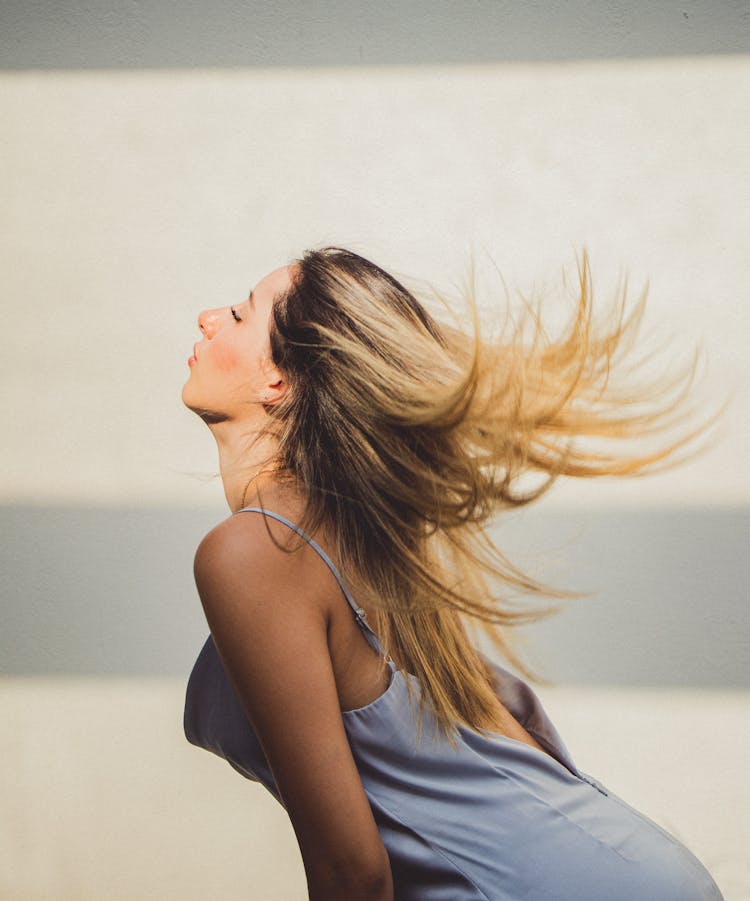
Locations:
193;514;394;901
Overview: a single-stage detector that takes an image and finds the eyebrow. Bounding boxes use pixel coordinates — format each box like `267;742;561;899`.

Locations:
247;290;255;309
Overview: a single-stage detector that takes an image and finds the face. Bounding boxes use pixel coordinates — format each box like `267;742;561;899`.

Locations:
182;264;294;424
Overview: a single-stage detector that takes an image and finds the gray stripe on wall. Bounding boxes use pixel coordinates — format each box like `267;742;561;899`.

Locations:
1;504;747;685
1;1;748;70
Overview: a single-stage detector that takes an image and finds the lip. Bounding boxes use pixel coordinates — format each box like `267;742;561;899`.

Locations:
188;343;198;366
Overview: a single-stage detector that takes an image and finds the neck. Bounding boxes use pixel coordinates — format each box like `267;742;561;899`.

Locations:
207;418;285;513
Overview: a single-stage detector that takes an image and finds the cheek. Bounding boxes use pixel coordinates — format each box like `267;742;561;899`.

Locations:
212;343;244;372
209;339;263;387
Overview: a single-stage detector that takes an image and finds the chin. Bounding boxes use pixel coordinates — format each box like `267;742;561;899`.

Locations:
180;381;196;410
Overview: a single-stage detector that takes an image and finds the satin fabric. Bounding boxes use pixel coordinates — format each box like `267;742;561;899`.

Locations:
184;507;723;900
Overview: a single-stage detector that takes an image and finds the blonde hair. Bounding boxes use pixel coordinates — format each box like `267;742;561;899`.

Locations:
252;245;728;745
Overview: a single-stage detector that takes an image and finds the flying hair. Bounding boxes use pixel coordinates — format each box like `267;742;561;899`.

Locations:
244;245;729;747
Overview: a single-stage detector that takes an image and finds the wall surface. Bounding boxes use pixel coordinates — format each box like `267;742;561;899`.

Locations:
2;504;748;685
2;0;748;67
1;58;748;508
1;679;747;900
1;5;748;898
1;4;748;678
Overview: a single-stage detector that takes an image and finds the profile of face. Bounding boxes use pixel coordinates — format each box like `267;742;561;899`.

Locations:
182;264;294;424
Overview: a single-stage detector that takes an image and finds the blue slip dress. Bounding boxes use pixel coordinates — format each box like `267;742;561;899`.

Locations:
184;507;724;901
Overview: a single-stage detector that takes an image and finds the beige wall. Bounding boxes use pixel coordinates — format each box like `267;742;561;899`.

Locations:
1;56;748;510
2;14;748;899
1;679;746;900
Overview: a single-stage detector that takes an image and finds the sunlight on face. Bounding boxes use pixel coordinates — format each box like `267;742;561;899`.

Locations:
181;264;295;423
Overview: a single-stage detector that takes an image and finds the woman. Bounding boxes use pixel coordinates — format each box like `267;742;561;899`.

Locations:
182;246;725;900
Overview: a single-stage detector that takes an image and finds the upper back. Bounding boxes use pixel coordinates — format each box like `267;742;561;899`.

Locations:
216;503;395;714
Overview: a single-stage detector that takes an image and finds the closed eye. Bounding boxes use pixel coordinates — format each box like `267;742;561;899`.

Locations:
230;306;242;322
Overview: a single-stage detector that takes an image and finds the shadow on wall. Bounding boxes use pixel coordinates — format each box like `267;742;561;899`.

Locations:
1;0;749;70
1;503;747;686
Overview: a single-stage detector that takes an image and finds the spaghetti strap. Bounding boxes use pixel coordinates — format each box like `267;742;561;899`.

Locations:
233;506;390;662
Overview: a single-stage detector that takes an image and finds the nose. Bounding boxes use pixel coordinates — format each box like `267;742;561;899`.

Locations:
197;307;226;338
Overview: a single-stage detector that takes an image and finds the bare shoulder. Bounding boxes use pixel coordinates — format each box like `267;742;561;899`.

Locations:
193;505;332;626
195;505;306;568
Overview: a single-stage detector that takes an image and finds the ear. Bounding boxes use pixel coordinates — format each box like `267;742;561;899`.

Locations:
261;362;286;405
